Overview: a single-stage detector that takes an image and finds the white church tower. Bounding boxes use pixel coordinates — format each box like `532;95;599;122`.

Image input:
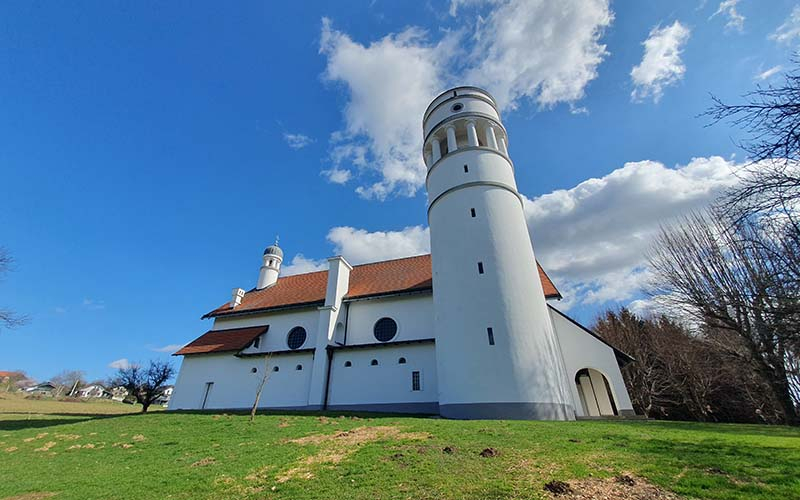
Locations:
423;87;575;420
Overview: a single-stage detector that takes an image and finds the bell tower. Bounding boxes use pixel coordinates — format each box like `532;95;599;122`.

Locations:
423;86;574;420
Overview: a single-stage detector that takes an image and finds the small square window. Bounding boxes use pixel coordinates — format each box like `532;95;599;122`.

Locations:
487;327;495;346
477;262;484;274
412;371;421;391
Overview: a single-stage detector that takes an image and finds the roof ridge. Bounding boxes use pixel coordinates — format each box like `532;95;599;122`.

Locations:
350;253;430;268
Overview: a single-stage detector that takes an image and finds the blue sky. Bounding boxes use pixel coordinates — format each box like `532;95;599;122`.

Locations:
2;0;798;383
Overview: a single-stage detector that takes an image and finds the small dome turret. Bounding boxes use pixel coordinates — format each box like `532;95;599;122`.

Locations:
264;244;283;258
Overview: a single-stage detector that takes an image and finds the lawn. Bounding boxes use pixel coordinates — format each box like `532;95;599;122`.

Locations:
0;395;798;500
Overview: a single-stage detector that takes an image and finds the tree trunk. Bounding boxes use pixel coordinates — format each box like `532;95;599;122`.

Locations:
141;402;150;414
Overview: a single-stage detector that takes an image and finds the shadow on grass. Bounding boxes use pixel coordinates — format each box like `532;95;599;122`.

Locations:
0;412;139;431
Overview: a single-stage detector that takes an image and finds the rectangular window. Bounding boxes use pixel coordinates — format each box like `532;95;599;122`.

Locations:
463;164;469;173
477;262;484;274
201;382;214;409
252;337;260;349
487;328;495;346
412;371;421;391
470;208;476;218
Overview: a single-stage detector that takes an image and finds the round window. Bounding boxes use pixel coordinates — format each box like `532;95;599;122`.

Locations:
451;103;464;112
287;326;307;350
373;317;398;342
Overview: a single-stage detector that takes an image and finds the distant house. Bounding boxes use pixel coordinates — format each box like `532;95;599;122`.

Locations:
110;386;129;402
25;382;56;395
77;385;112;399
154;385;174;406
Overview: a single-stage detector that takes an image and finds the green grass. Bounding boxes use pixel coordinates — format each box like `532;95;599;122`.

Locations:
0;395;798;499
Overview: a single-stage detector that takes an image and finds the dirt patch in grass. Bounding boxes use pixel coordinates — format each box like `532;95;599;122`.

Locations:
33;442;56;452
190;457;216;467
545;475;684;499
479;447;499;457
1;493;57;500
276;426;430;483
132;434;145;442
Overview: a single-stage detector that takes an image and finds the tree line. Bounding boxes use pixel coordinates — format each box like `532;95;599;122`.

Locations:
596;63;800;425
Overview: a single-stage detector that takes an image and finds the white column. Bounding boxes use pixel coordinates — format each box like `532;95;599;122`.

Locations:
485;125;499;150
307;256;352;409
446;125;457;154
499;137;508;155
431;138;442;163
466;120;479;147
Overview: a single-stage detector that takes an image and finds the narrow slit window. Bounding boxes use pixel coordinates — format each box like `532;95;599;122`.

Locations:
463;164;469;173
470;208;476;218
487;327;495;346
477;262;484;274
412;371;421;391
252;336;260;349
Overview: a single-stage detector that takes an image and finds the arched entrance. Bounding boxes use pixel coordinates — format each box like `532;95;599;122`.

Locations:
575;368;618;417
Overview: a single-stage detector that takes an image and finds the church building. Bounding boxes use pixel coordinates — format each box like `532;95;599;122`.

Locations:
170;87;635;420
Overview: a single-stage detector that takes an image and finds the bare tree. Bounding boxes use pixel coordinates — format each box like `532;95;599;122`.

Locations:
51;370;86;397
113;360;174;413
0;248;28;331
250;354;273;422
595;308;785;423
647;211;800;424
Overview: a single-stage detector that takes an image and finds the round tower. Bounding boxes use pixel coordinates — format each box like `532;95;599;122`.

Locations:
423;86;574;420
257;240;283;290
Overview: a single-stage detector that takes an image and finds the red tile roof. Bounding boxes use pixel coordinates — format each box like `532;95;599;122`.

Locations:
203;254;560;319
174;326;268;356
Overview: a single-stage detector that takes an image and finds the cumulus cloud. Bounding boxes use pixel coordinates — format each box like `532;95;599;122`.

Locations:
756;65;783;81
631;21;691;103
327;225;430;264
283;133;314;150
319;0;614;199
288;156;739;311
523;156;740;307
464;0;613;110
281;254;328;276
321;167;352;185
710;0;745;32
108;358;130;370
770;6;800;45
319;19;450;199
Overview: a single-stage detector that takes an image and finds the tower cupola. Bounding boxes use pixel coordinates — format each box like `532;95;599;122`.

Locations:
257;238;283;290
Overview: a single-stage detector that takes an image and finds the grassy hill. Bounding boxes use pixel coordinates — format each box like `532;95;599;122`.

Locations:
0;394;798;500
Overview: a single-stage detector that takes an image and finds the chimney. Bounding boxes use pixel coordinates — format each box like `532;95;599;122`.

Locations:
231;288;245;308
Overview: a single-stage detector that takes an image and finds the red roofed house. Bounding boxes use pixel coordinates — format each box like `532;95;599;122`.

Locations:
170;87;635;420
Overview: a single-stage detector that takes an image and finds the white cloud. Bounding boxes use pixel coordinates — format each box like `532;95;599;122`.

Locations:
631;21;691;103
319;18;450;200
770;6;800;45
283;133;314;150
464;0;613;110
319;0;614;199
150;344;184;353
710;0;745;32
281;254;328;276
82;298;105;310
756;65;783;81
327;225;430;264
321;167;352;184
523;156;740;308
108;358;130;370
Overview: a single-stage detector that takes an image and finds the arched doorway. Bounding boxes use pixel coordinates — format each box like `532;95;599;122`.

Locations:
575;368;618;417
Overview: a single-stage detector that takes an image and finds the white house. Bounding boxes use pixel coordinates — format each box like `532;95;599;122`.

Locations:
77;385;112;399
170;87;636;420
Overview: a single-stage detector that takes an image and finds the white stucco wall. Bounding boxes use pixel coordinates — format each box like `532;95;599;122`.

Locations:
344;294;434;345
548;306;634;416
170;351;313;410
327;343;438;409
216;307;319;354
